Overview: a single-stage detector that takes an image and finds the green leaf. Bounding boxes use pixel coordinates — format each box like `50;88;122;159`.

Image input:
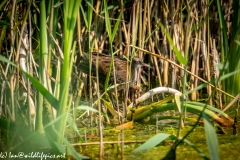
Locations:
0;20;9;26
216;0;228;57
0;55;59;109
203;113;219;160
86;0;93;31
23;71;59;110
0;55;17;67
132;133;172;152
183;139;209;160
174;94;181;113
104;0;112;39
184;82;210;95
219;69;240;81
0;118;65;153
66;113;82;141
80;4;88;29
158;23;187;65
53;1;63;8
186;101;229;118
111;10;122;42
53;128;89;159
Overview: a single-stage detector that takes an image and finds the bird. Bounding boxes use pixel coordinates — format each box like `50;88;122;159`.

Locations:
78;52;150;91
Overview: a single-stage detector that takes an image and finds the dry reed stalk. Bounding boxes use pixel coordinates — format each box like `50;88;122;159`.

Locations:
189;6;199;101
147;1;163;96
131;46;235;100
201;0;212;105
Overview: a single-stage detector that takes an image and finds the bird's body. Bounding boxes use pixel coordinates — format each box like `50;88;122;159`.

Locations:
79;52;149;90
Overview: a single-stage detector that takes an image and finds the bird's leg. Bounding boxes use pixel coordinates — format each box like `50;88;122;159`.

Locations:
109;92;124;112
136;67;142;98
110;93;117;110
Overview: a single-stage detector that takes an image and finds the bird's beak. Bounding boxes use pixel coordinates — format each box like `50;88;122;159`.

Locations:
141;63;152;68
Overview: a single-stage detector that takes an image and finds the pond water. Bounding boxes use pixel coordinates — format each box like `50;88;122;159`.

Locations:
74;119;240;160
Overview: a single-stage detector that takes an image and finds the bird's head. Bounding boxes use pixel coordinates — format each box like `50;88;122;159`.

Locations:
132;58;151;69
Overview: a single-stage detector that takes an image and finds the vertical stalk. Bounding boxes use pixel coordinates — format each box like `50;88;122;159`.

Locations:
37;0;48;134
87;0;93;126
56;0;80;143
178;3;192;139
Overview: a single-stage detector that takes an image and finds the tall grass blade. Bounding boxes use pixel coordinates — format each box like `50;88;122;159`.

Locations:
0;55;17;67
104;0;112;41
38;0;49;133
111;10;122;42
158;23;187;65
216;0;229;58
23;71;59;108
132;133;172;152
103;0;113;90
53;128;89;159
0;118;64;152
0;55;59;109
56;0;81;143
203;113;219;160
80;4;88;28
183;139;209;160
